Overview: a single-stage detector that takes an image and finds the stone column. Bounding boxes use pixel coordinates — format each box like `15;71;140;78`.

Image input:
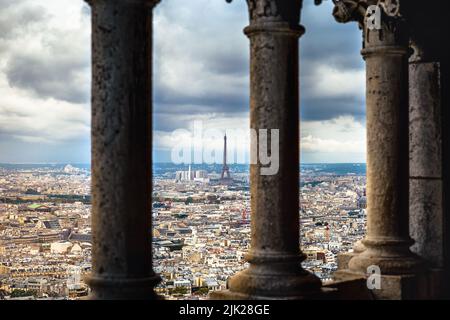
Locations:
212;0;323;300
407;17;446;297
441;42;450;301
349;2;424;276
406;0;448;299
85;0;161;300
332;0;424;278
410;54;444;267
409;34;443;269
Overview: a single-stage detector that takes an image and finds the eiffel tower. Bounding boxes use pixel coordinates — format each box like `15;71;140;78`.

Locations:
221;134;231;182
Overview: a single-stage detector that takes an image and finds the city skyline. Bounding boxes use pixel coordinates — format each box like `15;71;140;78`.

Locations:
0;162;367;299
0;0;366;164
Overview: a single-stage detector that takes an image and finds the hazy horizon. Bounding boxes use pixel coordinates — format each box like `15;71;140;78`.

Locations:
0;162;367;166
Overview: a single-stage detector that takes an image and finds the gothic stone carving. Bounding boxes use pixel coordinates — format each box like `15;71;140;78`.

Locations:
227;0;303;26
331;0;406;47
86;0;160;7
331;0;400;25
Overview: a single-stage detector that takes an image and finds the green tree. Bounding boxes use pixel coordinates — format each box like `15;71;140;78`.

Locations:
170;287;188;296
10;289;37;298
195;287;210;296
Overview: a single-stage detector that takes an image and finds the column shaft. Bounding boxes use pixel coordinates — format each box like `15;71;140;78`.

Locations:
409;58;443;268
248;27;302;261
365;50;410;241
212;0;322;300
86;0;160;299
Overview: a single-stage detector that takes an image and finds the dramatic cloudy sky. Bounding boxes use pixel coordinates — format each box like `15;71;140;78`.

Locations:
0;0;366;164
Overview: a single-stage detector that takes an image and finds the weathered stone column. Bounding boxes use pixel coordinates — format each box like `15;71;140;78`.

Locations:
85;0;161;300
329;2;427;299
406;14;447;296
348;1;424;277
409;27;443;269
212;0;322;300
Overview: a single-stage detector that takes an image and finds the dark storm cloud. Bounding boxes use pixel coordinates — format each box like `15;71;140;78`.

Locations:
153;108;249;132
153;0;365;125
301;96;365;121
153;112;205;132
153;0;250;121
0;0;90;105
299;1;365;121
301;34;363;70
301;1;364;70
0;0;367;163
155;90;248;114
0;0;91;164
5;54;90;104
205;49;248;77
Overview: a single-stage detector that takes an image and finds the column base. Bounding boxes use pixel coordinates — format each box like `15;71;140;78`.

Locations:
348;238;426;275
209;259;333;300
85;274;162;300
332;268;442;300
337;240;366;270
337;252;360;270
209;288;336;300
324;272;373;300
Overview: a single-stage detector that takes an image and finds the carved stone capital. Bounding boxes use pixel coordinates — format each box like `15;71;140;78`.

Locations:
407;0;445;63
409;28;440;63
332;0;374;25
248;0;303;26
330;0;408;50
228;0;303;28
85;0;160;8
331;0;403;27
363;1;408;50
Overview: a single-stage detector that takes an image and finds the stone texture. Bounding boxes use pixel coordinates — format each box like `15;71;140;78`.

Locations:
427;269;446;299
322;1;450;300
326;272;374;300
337;252;356;270
409;62;442;178
409;60;444;269
332;269;444;300
329;0;424;280
350;13;423;276
337;240;366;270
86;0;160;300
407;1;448;298
374;274;427;300
410;179;443;267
